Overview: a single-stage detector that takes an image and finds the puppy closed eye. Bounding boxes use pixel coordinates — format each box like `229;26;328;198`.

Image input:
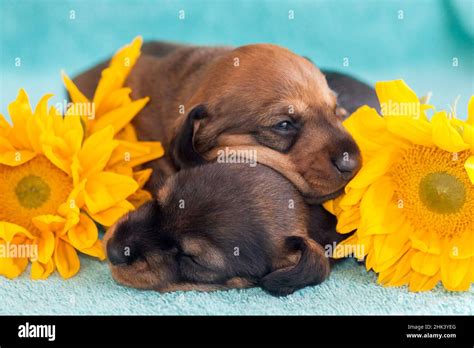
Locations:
179;252;205;267
256;118;299;152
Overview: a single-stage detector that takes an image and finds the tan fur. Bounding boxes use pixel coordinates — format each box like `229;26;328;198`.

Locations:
74;42;359;199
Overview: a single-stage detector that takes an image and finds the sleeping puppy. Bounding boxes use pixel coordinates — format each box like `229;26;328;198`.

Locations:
74;42;379;203
104;112;345;296
104;162;342;296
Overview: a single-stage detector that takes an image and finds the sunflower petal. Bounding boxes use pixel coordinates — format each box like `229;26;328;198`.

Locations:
347;147;399;189
84;172;138;214
7;89;33;149
432;111;470;152
0;221;35;242
376;80;428;118
68;213;98;250
31;258;54;280
87;199;135;227
108;140;164;169
77;125;118;179
0;137;36;166
108;36;143;86
0;255;29;279
90;97;149;135
411;251;440;276
358;176;395;236
409;271;440;292
467;96;474;126
54;238;80;279
440;252;470;290
128;189;153;208
79;239;106;260
62;71;90;104
385;115;433;146
464;155;474;184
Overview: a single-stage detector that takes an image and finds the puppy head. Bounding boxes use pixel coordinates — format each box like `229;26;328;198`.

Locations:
172;44;361;204
104;163;330;295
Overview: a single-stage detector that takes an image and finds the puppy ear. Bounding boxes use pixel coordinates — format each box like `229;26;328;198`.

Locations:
172;104;208;169
260;236;330;296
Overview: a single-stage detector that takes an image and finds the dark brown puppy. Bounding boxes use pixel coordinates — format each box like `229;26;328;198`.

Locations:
104;161;341;296
73;42;374;203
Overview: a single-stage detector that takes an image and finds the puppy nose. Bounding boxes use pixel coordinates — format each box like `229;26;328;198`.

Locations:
107;240;135;265
332;153;361;179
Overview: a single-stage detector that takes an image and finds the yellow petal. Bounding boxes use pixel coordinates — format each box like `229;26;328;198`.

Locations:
445;260;472;291
346;146;399;189
32;214;66;233
322;200;337;215
28;94;53;152
410;229;442;255
0;137;36;165
68;213;98;250
0;255;29;279
467;95;474;125
128;189;152;208
133;169;153;188
335;207;360;233
0;114;12;138
451;118;474;149
374;242;410;273
79;239;106;260
96;87;132;116
409;271;440;292
108;36;143;86
62;71;90;104
340;187;367;209
448;230;474;259
464;155;474;184
388;249;417;286
432;111;470;152
108;140;164;169
372;227;409;267
8;89;33;149
332;234;360;259
411;251;440;276
441;252;470;290
343;106;386;156
0;221;35;242
31;259;54;280
87;199;135;227
90;97;150;135
84;172;138;214
77;125;118;179
358;176;395;236
54;238;80;279
376;80;431;119
384;115;433;146
116;123;138;142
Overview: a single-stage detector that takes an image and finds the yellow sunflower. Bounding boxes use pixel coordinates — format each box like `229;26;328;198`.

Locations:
1;37;165;281
62;36;164;207
0;90;143;279
324;80;473;292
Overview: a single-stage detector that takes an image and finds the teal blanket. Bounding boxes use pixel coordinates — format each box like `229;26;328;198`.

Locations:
1;256;472;315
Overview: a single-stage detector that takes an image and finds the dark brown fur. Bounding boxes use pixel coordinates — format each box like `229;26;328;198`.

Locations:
104;162;335;296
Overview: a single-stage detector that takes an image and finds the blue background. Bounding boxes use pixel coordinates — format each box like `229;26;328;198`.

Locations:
1;0;473;118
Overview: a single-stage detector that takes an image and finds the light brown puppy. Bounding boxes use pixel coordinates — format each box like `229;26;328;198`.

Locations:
74;42;364;203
